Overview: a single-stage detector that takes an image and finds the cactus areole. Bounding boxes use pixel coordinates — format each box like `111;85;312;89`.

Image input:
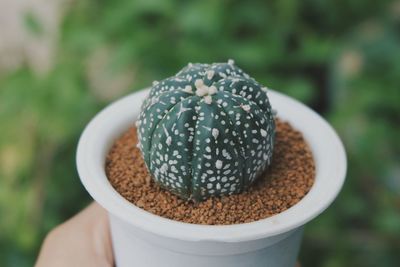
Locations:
136;60;275;201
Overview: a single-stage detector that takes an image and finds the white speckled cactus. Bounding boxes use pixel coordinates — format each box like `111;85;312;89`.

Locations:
136;60;275;201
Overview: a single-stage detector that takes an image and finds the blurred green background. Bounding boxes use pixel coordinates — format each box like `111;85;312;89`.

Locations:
0;0;399;266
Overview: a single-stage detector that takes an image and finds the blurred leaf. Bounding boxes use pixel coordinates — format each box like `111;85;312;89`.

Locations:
23;12;43;36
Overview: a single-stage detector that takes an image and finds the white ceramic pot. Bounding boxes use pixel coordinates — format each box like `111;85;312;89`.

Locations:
76;89;346;267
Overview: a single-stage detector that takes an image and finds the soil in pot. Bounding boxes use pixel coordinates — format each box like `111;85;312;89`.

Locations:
106;119;315;225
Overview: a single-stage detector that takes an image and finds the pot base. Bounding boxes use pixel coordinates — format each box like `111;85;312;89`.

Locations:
110;214;303;267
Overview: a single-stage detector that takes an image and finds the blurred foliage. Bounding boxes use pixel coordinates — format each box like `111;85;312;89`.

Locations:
0;0;399;266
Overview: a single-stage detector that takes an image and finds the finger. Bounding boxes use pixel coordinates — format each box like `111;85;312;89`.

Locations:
36;202;114;267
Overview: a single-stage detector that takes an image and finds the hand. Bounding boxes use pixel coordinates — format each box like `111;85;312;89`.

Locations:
35;202;114;267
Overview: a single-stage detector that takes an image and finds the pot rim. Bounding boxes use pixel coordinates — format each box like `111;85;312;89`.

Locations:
76;89;346;243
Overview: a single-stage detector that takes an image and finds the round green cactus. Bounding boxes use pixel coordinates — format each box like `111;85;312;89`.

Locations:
136;60;275;201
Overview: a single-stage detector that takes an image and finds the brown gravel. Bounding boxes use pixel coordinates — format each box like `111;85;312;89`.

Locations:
106;119;315;225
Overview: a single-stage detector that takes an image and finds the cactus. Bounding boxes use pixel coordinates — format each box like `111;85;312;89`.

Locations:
136;60;275;201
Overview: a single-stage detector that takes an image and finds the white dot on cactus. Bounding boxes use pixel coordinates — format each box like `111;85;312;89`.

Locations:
208;85;217;95
183;85;193;93
211;128;219;139
166;136;172;146
223;169;231;175
204;95;212;104
195;79;204;88
216;183;221;190
242;104;251;112
228;59;235;65
260;129;267;137
206;70;215;80
216;160;223;169
152;80;159;86
196;87;208;97
135;120;141;127
160;163;168;174
261;87;268;93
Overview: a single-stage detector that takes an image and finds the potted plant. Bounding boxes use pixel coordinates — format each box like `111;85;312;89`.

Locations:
77;60;346;267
